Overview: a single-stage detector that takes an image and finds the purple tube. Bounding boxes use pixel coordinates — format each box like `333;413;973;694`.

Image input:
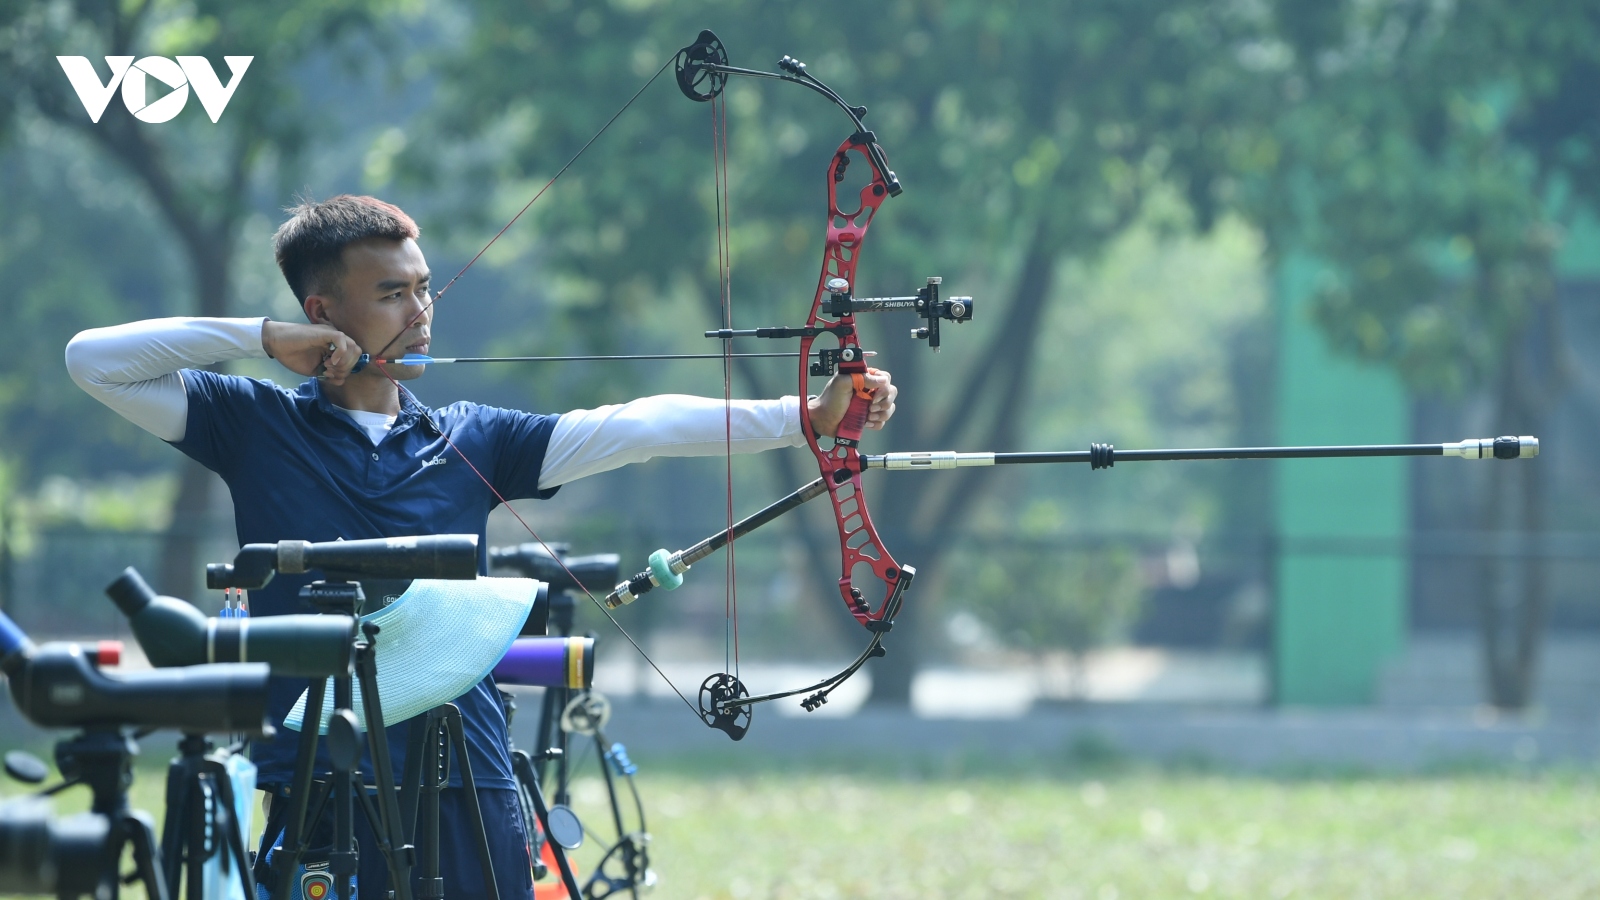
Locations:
0;609;32;659
493;636;594;689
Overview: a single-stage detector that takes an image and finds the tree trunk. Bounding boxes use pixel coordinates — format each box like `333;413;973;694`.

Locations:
75;100;245;600
157;460;215;596
1479;283;1565;710
155;244;233;597
866;221;1061;705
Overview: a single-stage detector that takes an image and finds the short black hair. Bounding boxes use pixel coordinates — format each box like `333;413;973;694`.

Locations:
273;194;420;304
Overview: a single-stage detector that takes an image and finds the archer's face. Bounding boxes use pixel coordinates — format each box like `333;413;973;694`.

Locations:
312;237;433;380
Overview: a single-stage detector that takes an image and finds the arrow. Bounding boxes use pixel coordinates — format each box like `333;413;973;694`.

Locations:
341;350;876;375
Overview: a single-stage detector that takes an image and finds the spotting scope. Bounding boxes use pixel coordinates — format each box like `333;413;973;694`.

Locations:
0;608;270;734
206;534;481;590
106;567;356;678
488;543;619;595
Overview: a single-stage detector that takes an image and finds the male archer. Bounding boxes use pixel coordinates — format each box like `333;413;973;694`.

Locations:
66;194;896;898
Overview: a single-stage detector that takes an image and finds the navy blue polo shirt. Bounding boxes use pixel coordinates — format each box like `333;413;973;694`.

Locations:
173;369;559;791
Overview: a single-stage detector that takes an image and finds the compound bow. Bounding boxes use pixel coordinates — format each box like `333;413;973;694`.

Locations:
660;30;980;738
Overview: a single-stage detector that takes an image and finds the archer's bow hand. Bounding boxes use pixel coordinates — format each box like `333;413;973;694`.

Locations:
809;367;897;437
262;320;364;384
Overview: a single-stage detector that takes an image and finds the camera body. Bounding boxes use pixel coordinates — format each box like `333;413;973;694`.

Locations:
0;798;111;896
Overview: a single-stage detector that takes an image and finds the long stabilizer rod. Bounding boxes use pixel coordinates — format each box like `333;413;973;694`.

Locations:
864;435;1540;470
602;436;1537;610
601;432;1536;605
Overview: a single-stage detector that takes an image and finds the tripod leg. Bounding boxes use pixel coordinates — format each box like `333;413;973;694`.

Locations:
553;687;571;805
186;774;211;900
126;808;173;900
353;631;415;900
400;716;427;851
158;754;192;898
442;706;500;900
206;758;258;900
276;677;328;898
417;711;444;900
330;679;359;900
533;684;559;786
512;750;583;900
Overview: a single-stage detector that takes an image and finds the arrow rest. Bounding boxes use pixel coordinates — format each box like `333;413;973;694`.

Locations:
698;672;752;741
676;30;728;101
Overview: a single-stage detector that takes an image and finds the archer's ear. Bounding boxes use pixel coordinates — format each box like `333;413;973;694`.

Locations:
303;293;333;325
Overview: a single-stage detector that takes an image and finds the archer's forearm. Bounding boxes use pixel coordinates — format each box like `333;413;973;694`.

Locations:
538;394;807;488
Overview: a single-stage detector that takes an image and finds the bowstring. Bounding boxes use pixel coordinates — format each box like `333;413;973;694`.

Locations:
369;53;677;363
712;87;740;683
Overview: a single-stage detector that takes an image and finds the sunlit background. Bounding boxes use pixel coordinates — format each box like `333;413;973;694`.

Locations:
3;2;1600;898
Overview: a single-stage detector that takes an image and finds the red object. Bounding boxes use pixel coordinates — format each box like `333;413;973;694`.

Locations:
532;837;579;899
795;135;909;629
93;641;122;666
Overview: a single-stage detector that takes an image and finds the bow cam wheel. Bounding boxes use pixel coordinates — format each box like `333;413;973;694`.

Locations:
698;672;752;741
676;30;728;101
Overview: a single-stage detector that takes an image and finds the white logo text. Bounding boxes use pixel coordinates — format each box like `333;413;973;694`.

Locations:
56;55;253;124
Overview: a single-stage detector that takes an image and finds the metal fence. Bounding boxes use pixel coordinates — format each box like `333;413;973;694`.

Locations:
5;526;1598;644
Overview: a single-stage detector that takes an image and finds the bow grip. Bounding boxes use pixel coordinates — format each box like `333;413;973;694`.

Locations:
834;374;872;446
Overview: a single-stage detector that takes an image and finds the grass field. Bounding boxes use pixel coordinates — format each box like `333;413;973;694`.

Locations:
4;748;1599;899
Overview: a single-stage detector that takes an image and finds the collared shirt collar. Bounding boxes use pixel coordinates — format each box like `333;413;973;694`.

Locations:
302;378;435;436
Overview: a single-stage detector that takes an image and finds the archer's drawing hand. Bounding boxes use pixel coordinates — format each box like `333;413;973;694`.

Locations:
262;320;364;385
809;367;897;437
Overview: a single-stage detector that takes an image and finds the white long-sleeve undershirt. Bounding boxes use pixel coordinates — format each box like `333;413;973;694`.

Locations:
65;317;806;490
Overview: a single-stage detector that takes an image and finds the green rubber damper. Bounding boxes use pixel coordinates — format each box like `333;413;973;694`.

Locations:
649;548;684;590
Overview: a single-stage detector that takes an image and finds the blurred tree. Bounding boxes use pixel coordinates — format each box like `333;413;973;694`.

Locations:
1228;2;1600;708
0;0;409;594
953;543;1142;699
401;0;1270;704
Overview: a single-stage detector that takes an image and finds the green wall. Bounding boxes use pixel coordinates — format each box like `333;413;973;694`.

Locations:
1272;254;1409;704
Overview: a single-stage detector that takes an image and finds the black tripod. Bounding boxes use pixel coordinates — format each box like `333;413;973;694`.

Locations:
52;729;169;900
159;733;254;900
267;580;414;900
397;704;501;900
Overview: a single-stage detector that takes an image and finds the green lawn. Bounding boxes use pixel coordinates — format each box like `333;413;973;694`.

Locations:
4;750;1599;899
